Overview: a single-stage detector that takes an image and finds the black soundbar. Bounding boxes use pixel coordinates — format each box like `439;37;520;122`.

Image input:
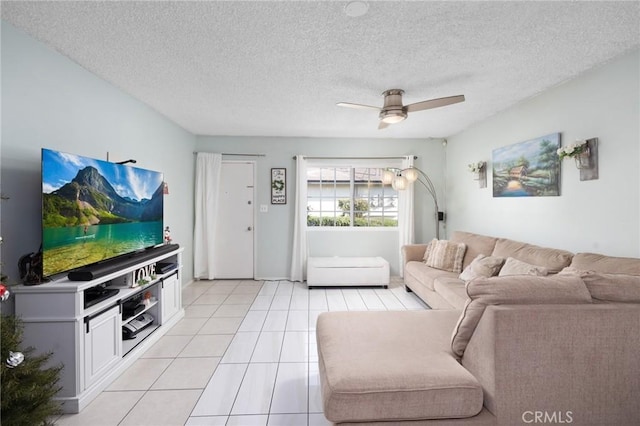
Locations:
68;244;180;281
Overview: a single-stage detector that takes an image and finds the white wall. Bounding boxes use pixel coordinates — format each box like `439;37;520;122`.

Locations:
195;137;447;277
446;49;640;257
0;22;197;285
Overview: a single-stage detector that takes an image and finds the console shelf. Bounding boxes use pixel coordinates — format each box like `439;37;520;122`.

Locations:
12;246;184;414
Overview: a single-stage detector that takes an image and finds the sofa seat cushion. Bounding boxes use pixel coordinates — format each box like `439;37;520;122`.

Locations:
317;311;484;423
405;261;459;291
492;238;573;272
434;278;469;309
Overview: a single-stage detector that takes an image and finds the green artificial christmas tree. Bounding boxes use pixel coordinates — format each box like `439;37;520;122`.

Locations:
1;232;63;425
1;312;63;425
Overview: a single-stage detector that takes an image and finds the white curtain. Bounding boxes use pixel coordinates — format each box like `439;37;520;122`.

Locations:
290;155;308;282
193;152;222;280
397;155;415;278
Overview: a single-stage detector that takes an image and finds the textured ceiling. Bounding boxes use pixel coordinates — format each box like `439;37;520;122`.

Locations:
2;1;639;139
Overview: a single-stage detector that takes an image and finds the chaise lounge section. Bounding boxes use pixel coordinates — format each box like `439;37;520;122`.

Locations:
316;231;640;425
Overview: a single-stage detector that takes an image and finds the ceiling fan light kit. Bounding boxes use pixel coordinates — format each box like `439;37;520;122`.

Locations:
337;88;465;129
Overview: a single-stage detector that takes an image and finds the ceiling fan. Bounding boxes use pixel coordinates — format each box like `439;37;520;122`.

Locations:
337;89;465;129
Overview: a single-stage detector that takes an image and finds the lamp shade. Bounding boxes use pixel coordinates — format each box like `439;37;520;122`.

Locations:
380;112;407;124
392;175;408;190
403;168;419;183
382;169;395;185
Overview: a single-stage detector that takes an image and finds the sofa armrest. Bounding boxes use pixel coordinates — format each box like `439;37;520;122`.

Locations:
461;304;640;425
401;244;428;265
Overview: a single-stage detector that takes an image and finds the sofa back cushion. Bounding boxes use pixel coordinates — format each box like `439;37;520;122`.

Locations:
581;273;640;303
450;231;499;269
459;254;505;282
570;252;640;275
451;275;592;357
491;238;573;272
560;268;640;303
498;257;548;277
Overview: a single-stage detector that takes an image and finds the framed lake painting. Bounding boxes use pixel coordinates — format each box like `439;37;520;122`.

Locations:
492;133;561;197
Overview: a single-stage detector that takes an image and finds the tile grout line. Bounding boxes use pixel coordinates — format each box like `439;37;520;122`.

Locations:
187;280;244;422
266;279;295;425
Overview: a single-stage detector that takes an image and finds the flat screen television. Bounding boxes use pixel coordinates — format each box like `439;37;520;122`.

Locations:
41;148;164;278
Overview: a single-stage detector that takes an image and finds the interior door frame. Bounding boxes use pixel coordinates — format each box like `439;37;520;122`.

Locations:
222;160;257;279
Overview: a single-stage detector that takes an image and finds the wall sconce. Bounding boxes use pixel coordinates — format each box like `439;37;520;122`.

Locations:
467;161;487;188
163;182;170;195
557;138;599;181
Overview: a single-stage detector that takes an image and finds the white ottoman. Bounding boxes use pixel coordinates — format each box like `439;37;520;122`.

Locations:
307;257;390;288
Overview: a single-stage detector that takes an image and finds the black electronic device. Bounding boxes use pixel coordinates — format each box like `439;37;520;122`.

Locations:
68;244;180;281
122;313;154;340
122;299;145;318
156;261;178;274
84;285;119;309
42;148;166;278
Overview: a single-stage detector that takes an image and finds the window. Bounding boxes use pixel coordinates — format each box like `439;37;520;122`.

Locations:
306;166;398;227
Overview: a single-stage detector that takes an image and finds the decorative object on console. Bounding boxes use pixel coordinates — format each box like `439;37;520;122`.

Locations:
18;248;48;286
492;133;561;198
467;161;487;188
271;168;286;204
162;181;170;195
133;263;156;287
164;226;172;244
382;165;442;239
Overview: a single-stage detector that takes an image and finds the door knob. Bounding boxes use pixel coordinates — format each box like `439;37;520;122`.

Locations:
247;226;252;231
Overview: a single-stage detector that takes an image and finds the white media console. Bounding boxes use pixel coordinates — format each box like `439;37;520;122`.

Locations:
12;246;184;413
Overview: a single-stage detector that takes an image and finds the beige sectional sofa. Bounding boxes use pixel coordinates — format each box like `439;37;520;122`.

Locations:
316;231;640;425
402;231;575;309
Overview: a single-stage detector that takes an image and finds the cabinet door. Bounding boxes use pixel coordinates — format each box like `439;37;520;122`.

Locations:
84;305;122;389
161;272;181;323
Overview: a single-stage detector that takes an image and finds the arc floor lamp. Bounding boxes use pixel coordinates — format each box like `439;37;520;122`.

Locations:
382;166;442;240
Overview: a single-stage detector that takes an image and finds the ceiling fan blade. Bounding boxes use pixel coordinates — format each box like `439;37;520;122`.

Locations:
378;121;390;130
336;102;381;111
405;95;465;113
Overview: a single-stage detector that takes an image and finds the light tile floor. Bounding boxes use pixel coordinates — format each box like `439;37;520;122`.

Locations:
54;279;427;426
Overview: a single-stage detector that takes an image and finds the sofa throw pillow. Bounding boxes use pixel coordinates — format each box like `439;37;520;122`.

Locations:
498;257;549;277
424;239;467;273
422;239;435;263
450;275;592;358
560;267;640;302
459;254;505;282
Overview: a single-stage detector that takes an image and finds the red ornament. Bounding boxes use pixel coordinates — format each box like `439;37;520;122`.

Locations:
0;283;9;302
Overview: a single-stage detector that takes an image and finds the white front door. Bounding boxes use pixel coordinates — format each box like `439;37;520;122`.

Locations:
214;162;255;279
